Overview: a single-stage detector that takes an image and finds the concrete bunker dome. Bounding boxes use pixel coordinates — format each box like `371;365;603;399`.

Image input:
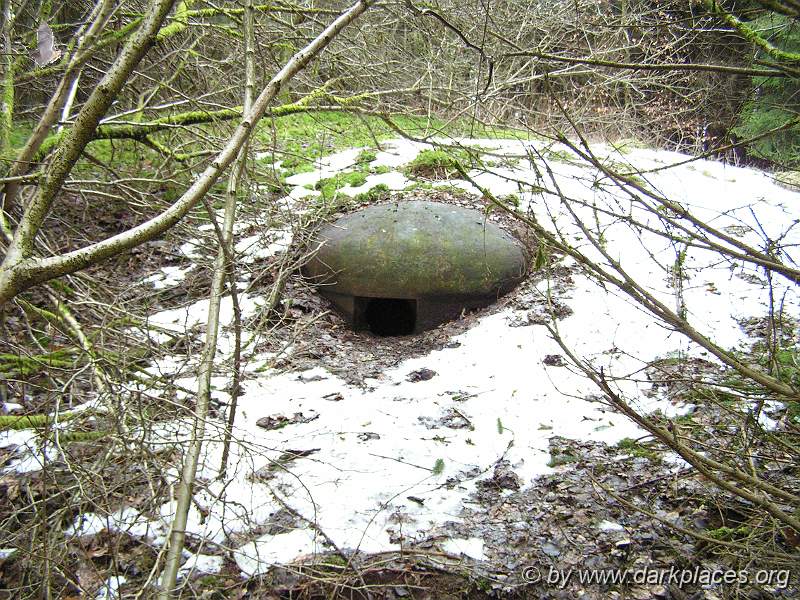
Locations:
304;200;530;336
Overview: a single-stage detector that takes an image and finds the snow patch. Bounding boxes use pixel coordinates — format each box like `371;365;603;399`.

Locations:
143;265;195;289
95;575;126;600
442;537;486;560
35;138;799;575
178;552;224;577
598;520;625;532
234;529;322;575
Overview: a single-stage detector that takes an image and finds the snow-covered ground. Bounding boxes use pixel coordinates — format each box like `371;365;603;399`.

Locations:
4;137;799;582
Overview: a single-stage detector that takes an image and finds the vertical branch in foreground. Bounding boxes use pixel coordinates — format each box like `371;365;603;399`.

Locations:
157;2;371;596
158;73;249;600
219;0;255;480
0;0;12;153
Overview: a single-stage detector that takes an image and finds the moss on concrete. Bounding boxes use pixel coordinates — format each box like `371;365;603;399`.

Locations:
305;201;528;299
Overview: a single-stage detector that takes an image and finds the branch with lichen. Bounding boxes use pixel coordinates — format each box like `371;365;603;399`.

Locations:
706;0;800;68
15;3;340;84
0;411;82;430
0;0;14;154
33;86;408;160
156;0;193;41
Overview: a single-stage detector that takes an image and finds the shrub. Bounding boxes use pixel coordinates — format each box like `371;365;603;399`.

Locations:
733;14;800;166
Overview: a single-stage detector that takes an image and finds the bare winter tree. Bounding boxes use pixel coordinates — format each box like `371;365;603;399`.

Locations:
1;0;373;595
0;0;375;307
0;0;797;596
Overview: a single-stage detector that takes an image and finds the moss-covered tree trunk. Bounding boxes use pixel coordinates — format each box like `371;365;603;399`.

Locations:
0;0;12;155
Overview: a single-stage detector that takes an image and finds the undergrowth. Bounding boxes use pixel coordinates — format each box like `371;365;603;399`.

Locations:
405;148;475;179
255;112;523;176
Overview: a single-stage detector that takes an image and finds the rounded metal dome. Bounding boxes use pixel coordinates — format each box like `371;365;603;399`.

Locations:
304;200;529;334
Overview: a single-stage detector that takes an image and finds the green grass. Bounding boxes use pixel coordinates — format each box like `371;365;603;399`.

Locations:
609;138;647;154
403;181;435;192
542;148;575;163
256;111;451;175
314;170;368;198
7;111;525;182
255;111;526;177
3;124;155;180
79;138;148;166
279;153;315;174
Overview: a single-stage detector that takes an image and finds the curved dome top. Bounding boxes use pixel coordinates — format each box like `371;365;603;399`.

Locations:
305;200;528;299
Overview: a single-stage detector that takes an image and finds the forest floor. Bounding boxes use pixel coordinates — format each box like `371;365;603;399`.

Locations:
1;131;798;599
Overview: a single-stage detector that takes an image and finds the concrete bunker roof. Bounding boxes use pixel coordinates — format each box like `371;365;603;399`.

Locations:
304;200;530;335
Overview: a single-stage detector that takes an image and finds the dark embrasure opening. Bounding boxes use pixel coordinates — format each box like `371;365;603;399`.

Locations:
355;297;417;336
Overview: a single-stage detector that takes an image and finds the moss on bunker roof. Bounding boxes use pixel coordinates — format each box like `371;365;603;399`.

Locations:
305;200;529;299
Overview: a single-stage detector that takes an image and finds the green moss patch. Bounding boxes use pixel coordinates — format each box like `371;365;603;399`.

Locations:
0;348;81;378
314;171;368;198
405;149;473;180
353;183;390;204
355;149;377;165
547;451;579;467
